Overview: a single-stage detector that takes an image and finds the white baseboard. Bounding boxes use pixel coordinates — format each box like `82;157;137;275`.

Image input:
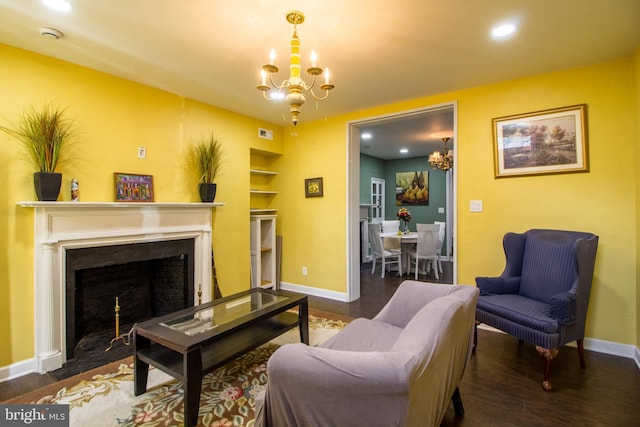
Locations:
0;357;35;383
477;324;640;367
279;281;349;302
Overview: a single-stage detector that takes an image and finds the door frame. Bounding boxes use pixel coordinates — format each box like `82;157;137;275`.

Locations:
346;101;458;302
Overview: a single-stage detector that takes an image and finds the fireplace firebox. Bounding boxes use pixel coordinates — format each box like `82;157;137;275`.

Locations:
65;239;195;362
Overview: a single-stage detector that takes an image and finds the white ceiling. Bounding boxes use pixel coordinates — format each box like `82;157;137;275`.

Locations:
1;0;639;159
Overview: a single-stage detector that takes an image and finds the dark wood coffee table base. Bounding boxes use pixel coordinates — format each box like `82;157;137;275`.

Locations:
133;290;308;427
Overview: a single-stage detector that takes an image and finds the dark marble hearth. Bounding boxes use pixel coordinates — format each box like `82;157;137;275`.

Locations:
52;322;137;380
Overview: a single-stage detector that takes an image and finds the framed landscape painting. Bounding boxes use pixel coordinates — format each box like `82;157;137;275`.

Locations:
492;104;588;178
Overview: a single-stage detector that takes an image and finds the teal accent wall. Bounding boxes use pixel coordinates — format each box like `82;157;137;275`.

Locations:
359;154;449;257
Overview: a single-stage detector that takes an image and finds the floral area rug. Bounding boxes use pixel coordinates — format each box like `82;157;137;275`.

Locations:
14;314;348;427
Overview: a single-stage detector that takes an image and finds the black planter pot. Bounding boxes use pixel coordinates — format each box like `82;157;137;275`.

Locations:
34;172;62;201
198;183;217;203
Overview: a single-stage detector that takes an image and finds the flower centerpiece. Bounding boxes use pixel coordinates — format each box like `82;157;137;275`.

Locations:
397;207;412;234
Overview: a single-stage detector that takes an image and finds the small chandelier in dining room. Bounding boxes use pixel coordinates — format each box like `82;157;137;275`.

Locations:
256;10;335;126
428;137;454;171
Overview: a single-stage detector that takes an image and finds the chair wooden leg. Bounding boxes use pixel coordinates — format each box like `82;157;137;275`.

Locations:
577;339;586;369
536;346;559;392
472;321;478;352
371;258;376;275
451;387;464;417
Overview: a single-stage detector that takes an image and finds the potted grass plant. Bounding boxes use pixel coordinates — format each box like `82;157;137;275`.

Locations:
188;132;223;202
0;103;75;201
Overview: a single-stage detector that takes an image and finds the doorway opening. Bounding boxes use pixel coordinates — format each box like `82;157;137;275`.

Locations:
347;101;458;302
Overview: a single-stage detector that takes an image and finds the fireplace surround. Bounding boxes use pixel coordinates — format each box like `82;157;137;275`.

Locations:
19;201;222;373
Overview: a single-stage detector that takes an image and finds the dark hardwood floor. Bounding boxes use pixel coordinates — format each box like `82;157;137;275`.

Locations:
2;261;639;426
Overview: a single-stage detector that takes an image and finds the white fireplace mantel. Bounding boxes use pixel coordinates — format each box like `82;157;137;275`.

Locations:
19;201;224;373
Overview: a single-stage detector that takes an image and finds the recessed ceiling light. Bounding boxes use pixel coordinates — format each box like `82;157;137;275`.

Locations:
361;132;372;140
491;23;516;38
42;0;72;12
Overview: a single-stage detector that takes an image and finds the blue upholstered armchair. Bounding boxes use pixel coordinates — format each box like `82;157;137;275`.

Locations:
475;229;598;391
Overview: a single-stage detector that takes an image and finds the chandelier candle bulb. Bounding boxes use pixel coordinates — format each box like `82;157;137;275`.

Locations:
270;48;276;64
325;68;330;84
311;51;317;67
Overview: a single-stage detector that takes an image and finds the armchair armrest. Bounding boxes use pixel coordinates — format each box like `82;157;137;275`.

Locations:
476;276;521;296
550;291;577;324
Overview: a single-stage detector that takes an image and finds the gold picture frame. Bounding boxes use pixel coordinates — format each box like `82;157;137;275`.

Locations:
492;104;588;178
305;177;323;197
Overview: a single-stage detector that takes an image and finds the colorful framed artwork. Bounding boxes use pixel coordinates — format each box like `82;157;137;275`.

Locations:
395;170;429;206
305;177;323;197
492;104;588;178
114;172;154;202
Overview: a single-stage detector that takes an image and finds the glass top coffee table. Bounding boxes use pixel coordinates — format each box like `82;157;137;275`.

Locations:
133;288;308;427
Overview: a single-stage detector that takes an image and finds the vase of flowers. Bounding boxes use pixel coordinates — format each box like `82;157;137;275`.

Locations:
397;207;412;234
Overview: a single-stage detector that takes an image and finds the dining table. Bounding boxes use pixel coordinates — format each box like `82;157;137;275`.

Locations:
381;231;417;274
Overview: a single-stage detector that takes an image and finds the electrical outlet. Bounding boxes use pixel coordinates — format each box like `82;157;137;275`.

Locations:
137;147;146;159
302;266;308;276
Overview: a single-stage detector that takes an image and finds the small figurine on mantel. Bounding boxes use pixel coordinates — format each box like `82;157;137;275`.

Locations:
71;179;79;202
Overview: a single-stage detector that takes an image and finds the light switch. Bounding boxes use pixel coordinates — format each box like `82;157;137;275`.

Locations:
137;147;146;159
438;207;445;214
470;200;483;212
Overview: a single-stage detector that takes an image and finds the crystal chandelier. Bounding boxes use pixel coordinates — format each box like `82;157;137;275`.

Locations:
428;137;454;171
256;11;335;126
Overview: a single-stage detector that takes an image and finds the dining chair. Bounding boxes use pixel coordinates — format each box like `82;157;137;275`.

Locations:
406;223;440;279
368;223;403;278
381;220;400;234
434;221;446;273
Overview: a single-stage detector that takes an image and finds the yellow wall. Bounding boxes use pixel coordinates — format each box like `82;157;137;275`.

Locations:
634;46;640;349
281;58;638;346
0;44;282;366
276;120;348;291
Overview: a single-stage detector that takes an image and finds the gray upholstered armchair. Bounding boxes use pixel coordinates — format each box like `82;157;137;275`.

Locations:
255;281;479;427
475;229;599;391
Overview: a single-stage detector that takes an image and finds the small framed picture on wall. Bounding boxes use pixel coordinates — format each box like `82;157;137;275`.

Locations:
114;172;154;202
305;177;323;197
